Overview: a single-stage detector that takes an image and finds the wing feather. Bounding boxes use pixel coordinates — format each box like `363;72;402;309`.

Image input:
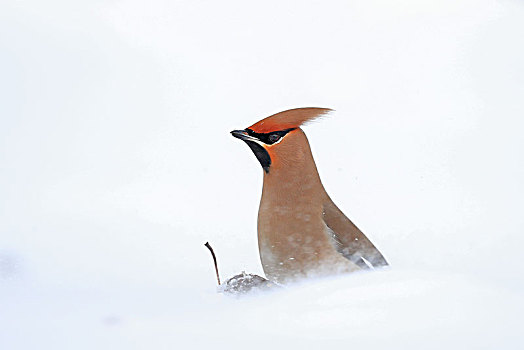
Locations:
322;198;388;268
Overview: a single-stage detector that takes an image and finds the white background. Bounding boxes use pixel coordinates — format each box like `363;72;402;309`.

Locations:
1;0;523;348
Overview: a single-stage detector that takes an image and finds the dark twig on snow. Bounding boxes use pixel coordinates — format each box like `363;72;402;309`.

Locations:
204;242;221;286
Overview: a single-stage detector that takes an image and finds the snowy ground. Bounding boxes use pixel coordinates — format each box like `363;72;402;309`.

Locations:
1;0;523;349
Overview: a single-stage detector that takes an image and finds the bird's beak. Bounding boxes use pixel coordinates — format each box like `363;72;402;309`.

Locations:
230;129;259;143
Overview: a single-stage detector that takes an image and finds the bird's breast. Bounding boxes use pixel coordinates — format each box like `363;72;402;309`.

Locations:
257;185;356;283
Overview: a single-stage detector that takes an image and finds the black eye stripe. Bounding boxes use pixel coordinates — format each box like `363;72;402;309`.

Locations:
268;134;280;142
245;128;296;145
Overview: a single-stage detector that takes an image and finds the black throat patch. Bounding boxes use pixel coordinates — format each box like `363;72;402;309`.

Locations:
244;140;271;173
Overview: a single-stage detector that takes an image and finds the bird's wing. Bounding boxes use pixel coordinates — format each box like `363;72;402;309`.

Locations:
322;198;388;269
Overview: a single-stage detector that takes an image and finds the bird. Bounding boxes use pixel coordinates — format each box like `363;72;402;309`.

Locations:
231;107;388;284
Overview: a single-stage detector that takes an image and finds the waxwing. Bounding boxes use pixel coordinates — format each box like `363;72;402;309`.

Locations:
231;108;388;284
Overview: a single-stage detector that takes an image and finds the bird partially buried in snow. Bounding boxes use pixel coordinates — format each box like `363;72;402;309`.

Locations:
231;108;388;284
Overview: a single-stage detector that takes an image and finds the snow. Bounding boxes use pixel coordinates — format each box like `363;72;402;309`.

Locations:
1;0;523;348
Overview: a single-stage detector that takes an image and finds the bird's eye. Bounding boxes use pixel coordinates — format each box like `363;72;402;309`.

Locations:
268;134;281;143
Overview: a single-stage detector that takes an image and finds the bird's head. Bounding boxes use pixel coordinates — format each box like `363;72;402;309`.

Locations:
231;107;332;174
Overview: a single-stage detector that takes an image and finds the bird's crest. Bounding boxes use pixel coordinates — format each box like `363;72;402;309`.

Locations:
248;107;333;133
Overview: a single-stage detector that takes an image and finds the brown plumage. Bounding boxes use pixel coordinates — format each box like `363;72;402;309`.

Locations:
231;108;388;284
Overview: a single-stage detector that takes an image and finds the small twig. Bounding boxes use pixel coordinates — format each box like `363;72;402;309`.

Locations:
204;242;221;285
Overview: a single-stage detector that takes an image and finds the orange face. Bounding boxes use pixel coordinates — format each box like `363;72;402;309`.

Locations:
230;127;296;173
231;107;332;173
